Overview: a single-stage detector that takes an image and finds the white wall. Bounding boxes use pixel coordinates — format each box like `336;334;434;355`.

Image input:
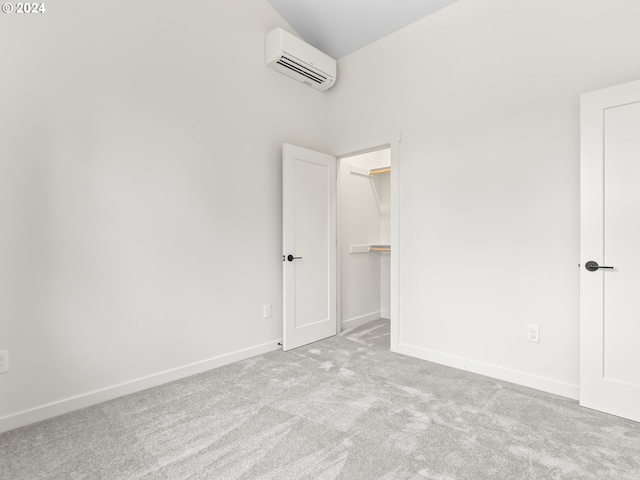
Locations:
327;0;640;398
0;0;328;430
338;150;391;326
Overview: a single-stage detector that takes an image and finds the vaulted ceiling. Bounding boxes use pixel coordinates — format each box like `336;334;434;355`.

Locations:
267;0;458;59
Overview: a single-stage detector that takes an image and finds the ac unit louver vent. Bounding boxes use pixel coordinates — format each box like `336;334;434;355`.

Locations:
266;28;336;91
277;55;327;85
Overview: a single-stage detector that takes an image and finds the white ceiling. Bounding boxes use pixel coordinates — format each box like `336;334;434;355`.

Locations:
267;0;458;59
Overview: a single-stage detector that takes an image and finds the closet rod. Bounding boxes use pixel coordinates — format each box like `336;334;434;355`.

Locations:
370;167;391;175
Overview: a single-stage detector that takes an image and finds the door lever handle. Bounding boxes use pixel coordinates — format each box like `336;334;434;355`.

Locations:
585;261;614;272
286;255;302;262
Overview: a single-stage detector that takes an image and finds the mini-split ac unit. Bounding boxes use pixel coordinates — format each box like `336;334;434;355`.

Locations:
266;28;337;91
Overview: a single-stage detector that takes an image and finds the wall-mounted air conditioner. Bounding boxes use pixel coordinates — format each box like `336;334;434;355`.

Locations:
266;28;336;91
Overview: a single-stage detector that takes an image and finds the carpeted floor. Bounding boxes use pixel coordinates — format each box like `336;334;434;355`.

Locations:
1;318;639;479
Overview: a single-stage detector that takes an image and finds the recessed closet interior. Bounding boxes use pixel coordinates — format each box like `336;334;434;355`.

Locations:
338;148;391;328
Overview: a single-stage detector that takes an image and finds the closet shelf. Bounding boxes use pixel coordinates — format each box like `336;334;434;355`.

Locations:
350;244;391;253
350;165;391;177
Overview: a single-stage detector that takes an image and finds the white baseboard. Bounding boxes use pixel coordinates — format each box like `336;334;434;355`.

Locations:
380;310;390;320
0;340;281;434
341;311;381;331
398;343;580;400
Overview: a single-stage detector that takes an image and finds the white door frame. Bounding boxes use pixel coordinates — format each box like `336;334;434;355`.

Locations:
335;133;402;352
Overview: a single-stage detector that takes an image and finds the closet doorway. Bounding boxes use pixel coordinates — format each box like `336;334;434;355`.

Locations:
335;133;400;352
282;134;400;352
337;148;391;331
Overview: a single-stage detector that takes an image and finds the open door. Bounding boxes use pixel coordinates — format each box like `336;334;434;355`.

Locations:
581;79;640;422
282;144;337;351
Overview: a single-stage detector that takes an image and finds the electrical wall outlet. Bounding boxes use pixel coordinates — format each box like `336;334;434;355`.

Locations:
0;350;8;373
263;304;272;318
527;325;540;343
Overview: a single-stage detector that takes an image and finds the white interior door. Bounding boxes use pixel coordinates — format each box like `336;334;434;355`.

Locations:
580;79;640;423
283;144;336;351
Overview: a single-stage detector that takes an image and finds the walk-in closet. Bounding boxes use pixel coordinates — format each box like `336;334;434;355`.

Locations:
338;148;391;328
